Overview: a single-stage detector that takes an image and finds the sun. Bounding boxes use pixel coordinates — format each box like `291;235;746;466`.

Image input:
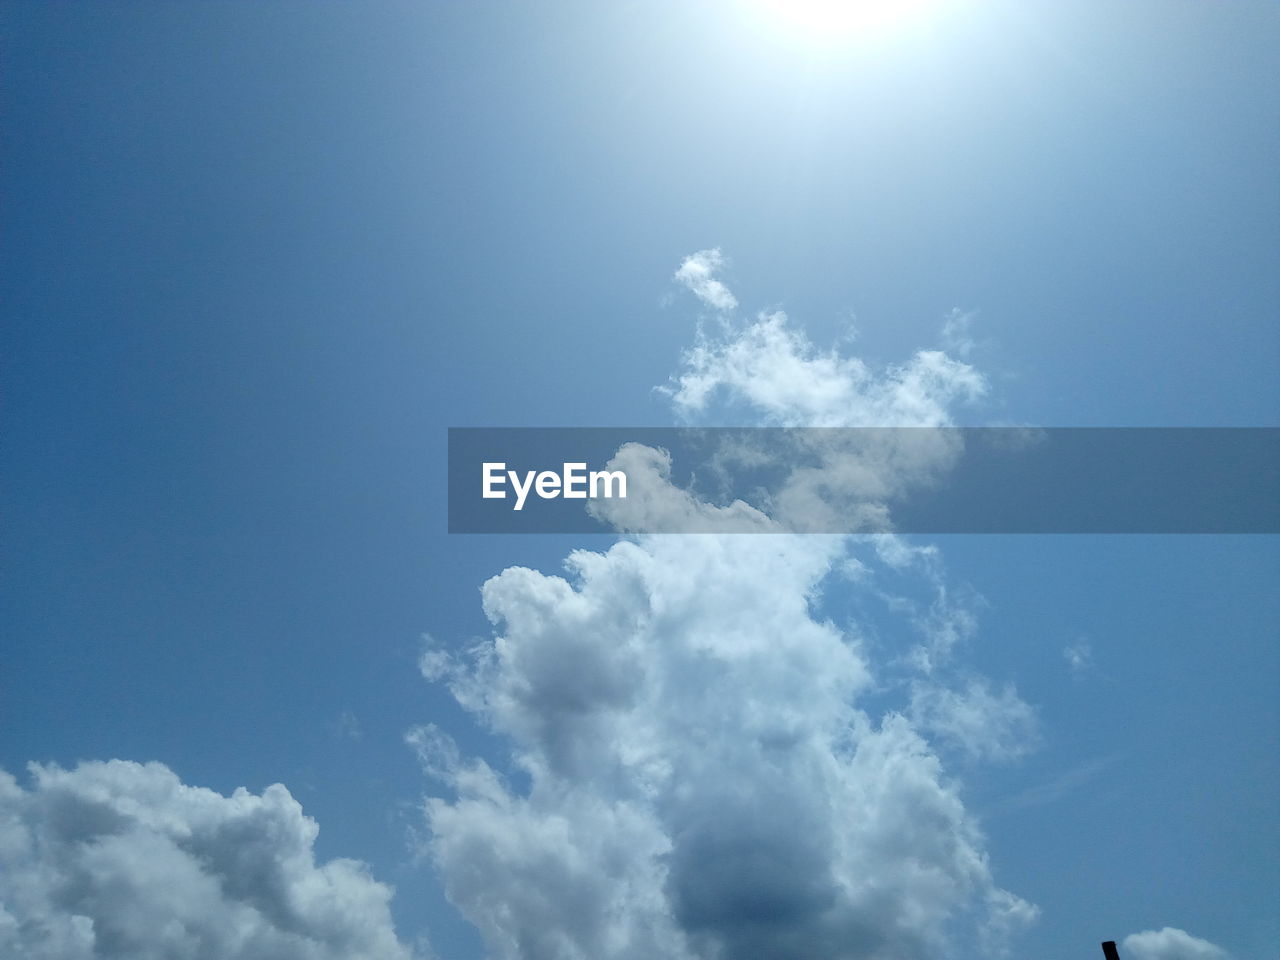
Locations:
752;0;945;49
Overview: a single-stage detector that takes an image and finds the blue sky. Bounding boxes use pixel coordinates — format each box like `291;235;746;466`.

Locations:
1;2;1277;959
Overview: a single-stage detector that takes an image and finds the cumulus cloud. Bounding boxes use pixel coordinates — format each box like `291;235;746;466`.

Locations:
1122;927;1231;960
0;760;414;960
414;252;1039;960
416;536;1036;960
673;248;738;312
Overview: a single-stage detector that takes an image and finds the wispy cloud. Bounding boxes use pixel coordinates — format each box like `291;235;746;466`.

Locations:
910;677;1039;763
335;709;363;741
987;754;1120;815
1064;641;1094;676
673;248;738;312
940;307;978;358
639;264;993;538
664;309;986;428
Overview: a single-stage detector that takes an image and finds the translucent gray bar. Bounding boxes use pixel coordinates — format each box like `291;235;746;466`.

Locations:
447;428;1279;534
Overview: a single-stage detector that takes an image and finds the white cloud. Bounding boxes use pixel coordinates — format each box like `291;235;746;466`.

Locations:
673;248;738;312
417;535;1037;960
0;760;414;960
1122;927;1231;960
418;633;454;683
415;252;1037;959
940;307;977;358
664;309;986;428
650;306;988;533
335;710;363;741
1064;642;1093;676
909;678;1039;763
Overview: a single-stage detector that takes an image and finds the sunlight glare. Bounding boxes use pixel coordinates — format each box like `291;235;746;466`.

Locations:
753;0;943;49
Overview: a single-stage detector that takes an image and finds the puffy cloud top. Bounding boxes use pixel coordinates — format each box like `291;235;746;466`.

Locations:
416;535;1037;960
0;760;414;960
1123;927;1232;960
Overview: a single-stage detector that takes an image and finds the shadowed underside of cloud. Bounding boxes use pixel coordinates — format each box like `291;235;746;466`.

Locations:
413;253;1038;960
0;761;414;960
